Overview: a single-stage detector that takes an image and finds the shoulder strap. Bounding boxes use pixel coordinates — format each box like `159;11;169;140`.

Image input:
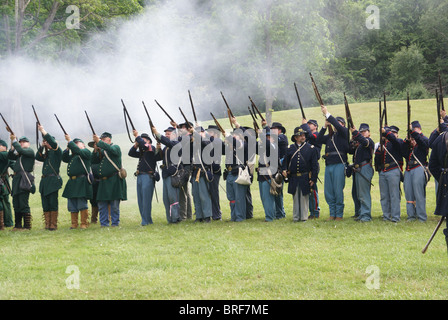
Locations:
104;150;122;173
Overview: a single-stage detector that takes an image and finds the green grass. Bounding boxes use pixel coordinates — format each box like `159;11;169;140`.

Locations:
1;99;447;300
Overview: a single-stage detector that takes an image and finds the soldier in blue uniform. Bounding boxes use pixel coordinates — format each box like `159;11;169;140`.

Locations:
176;122;193;221
284;127;319;222
128;130;161;226
224;122;249;222
301;119;322;219
152;126;182;224
270;122;288;219
190;126;213;223
206;125;223;221
350;123;375;222
317;106;349;221
402;121;429;222
256;127;278;222
375;125;404;222
429;130;448;253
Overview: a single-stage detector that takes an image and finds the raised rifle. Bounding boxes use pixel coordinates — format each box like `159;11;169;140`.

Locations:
210;112;226;136
294;82;306;120
248;107;260;131
155;100;175;123
407;93;411;141
439;72;445;111
54;114;68;136
310;72;333;136
220;92;235;129
0;113;14;135
84;111;96;136
375;99;384;172
248;96;265;122
32;105;43;147
383;92;388;127
142;101;161;143
437;89;442;132
344;93;355;146
179;107;192;129
188;90;198;125
121;99;136;143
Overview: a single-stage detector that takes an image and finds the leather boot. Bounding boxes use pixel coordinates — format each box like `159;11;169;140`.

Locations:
70;212;79;229
43;212;51;230
0;211;4;231
91;206;98;224
49;211;58;231
80;209;89;229
23;213;32;230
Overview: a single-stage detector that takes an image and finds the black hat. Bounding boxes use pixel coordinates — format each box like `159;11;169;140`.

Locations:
389;126;399;133
271;122;286;134
141;133;152;143
291;126;307;142
411;121;421;129
307;119;318;127
359;123;370;132
164;127;176;132
179;122;194;128
100;132;112;139
336;117;346;126
207;125;219;131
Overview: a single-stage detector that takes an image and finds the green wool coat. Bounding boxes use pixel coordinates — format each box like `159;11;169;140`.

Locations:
0;152;13;217
35;134;63;197
8;141;35;196
62;141;93;200
92;141;127;202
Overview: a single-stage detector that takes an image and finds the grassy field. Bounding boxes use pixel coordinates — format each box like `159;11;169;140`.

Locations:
1;98;447;300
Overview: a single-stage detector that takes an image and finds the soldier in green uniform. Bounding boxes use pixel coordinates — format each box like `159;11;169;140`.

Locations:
0;139;14;230
35;125;63;230
62;135;93;229
88;141;101;224
8;135;36;231
92;132;127;227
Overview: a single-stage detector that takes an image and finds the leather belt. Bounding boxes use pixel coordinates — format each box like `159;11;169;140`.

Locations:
70;174;87;180
354;161;371;169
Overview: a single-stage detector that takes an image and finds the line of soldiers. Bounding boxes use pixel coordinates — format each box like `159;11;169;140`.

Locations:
0;105;447;256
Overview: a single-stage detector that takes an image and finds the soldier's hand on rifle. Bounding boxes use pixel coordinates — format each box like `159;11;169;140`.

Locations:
261;119;267;128
302;118;308;125
10;133;15;141
170;120;177;128
325;120;331;128
282;170;287;178
93;134;100;144
133;130;138;138
321;105;328;116
441;109;447;120
65;134;70;142
350;126;356;133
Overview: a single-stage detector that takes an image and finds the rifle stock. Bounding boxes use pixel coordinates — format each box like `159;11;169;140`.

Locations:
210;112;226;135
